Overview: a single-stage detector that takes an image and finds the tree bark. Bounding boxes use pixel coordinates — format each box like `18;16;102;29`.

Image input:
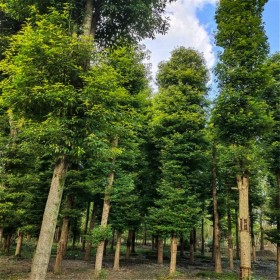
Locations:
180;234;184;257
113;231;122;271
15;231;23;257
53;195;73;274
84;202;98;261
94;137;118;277
260;209;264;251
170;234;177;275
0;228;3;249
237;172;251;280
82;201;91;251
250;208;256;263
4;233;12;253
125;230;133;259
30;155;68;280
235;207;240;259
227;201;234;270
201;218;205;256
157;238;163;265
212;145;222;273
82;0;101;37
131;230;136;254
190;229;195;263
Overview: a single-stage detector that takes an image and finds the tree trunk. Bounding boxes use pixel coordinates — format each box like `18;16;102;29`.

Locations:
212;145;222;273
82;0;100;37
235;207;240;259
82;201;91;251
227;201;234;270
104;239;108;256
152;236;155;250
170;235;177;275
237;172;251;280
260;209;264;251
125;230;133;259
4;233;12;253
157;238;163;265
113;231;122;271
180;234;184;257
250;208;256;263
143;221;147;245
131;230;136;254
201;218;205;256
84;202;98;261
190;229;195;263
53;195;73;274
30;155;68;280
15;231;23;257
94;137;118;277
0;228;3;249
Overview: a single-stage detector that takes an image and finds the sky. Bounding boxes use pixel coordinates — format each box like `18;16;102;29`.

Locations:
142;0;280;92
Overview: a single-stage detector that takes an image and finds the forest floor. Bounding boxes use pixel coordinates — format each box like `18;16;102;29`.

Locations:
0;247;277;280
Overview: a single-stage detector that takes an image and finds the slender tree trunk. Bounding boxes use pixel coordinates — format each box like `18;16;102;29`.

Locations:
15;231;23;257
113;231;122;271
4;234;11;253
84;202;98;261
170;234;177;275
212;145;222;273
276;169;280;280
53;195;73;274
237;172;251;279
157;238;163;265
152;236;155;250
260;209;264;251
180;234;184;257
125;230;133;259
94;138;118;277
201;217;205;256
30;155;68;280
143;221;147;245
0;228;3;249
250;208;256;263
227;202;234;270
82;201;91;251
131;230;136;254
190;229;195;263
235;207;240;259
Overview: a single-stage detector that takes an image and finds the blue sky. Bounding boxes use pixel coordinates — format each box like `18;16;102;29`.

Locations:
143;0;280;91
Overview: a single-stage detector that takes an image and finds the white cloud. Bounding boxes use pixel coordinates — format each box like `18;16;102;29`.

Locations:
142;0;218;89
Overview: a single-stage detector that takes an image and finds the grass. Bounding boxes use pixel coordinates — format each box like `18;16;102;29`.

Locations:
196;271;238;279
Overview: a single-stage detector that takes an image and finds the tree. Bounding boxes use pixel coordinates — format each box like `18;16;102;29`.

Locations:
149;47;209;275
262;52;280;278
213;0;270;278
0;9;93;279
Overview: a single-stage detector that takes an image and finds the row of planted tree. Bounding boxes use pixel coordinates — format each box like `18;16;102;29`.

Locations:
0;0;279;279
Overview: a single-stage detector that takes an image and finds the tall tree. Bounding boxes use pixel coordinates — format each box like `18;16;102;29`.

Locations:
149;47;209;275
0;9;93;279
213;0;270;278
262;52;280;279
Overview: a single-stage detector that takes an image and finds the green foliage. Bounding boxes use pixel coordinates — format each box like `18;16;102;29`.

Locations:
148;47;209;235
90;225;112;245
1;0;175;47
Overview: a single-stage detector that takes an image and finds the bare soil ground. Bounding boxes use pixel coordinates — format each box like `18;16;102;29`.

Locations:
0;250;277;280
